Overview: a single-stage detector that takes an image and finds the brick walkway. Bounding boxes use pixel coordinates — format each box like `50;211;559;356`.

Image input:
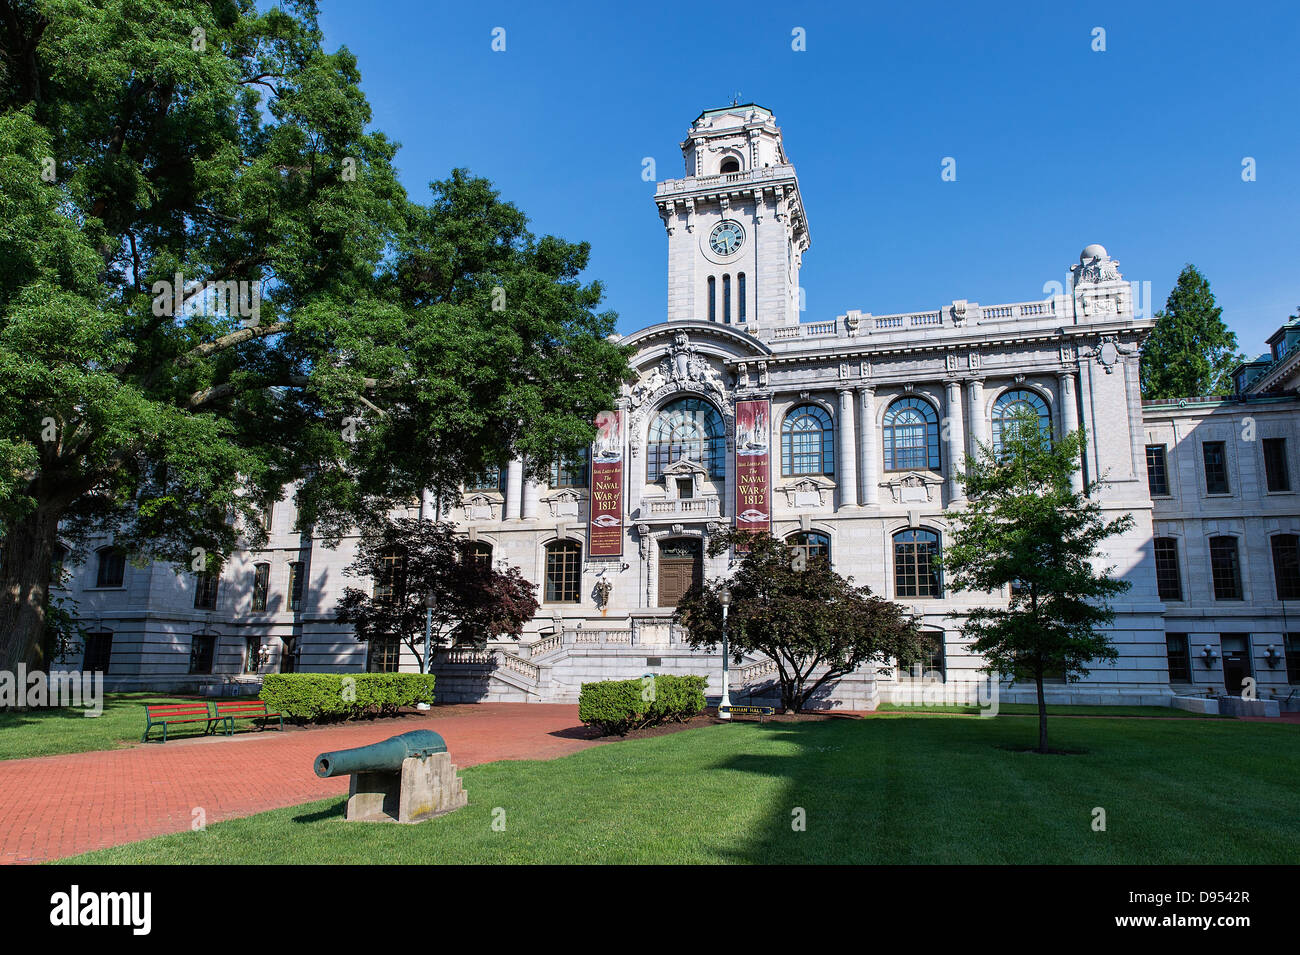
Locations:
0;703;598;863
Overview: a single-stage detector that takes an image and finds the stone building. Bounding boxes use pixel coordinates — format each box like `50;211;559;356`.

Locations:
62;104;1300;709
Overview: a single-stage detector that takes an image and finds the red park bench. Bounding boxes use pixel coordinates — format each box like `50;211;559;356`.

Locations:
210;699;284;736
140;702;222;742
141;700;284;742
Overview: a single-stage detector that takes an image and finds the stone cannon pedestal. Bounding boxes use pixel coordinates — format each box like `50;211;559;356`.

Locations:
346;752;468;824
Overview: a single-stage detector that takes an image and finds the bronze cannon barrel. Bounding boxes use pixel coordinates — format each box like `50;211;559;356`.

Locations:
314;729;448;778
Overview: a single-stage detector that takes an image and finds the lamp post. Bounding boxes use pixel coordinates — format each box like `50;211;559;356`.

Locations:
418;594;435;710
718;585;733;720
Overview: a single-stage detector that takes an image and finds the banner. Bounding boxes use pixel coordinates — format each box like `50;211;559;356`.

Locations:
734;398;771;536
587;409;625;557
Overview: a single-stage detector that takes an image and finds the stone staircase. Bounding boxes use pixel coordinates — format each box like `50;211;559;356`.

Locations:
429;630;877;709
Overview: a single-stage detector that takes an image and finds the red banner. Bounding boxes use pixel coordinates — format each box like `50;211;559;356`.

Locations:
588;409;625;557
734;398;771;536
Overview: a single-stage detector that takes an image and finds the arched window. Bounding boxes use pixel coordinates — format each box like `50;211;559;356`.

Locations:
882;397;940;471
991;389;1051;456
781;405;834;477
465;541;493;569
720;157;740;173
707;276;716;322
544;541;582;603
786;531;831;567
894;529;941;598
738;273;747;323
723;274;731;324
647;398;726;482
95;547;125;588
287;560;305;611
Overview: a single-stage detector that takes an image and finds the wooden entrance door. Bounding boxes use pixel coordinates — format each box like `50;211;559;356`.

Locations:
658;539;702;608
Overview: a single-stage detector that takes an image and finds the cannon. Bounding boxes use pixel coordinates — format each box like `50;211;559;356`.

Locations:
314;729;466;823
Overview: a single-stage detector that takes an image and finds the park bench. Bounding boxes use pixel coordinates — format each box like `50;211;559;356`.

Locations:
141;702;222;742
721;704;776;723
211;699;284;736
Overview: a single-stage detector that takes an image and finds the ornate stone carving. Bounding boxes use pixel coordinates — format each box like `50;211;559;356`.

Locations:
1085;336;1137;375
461;494;499;522
627;331;733;434
541;489;581;519
861;360;872;379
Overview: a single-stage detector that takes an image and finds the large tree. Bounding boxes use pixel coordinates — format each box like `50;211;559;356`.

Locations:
943;409;1133;754
0;0;629;669
675;528;926;713
336;519;539;672
1140;264;1242;398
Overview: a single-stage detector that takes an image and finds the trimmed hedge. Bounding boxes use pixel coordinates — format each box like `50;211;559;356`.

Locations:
578;674;707;736
259;673;436;723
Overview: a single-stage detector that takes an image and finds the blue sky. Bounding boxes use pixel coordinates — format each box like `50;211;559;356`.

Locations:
317;1;1299;354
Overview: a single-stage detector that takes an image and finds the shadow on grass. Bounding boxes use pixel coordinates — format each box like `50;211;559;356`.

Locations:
292;801;347;824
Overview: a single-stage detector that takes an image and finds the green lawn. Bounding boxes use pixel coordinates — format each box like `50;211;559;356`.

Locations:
61;714;1298;864
875;702;1225;718
0;692;256;760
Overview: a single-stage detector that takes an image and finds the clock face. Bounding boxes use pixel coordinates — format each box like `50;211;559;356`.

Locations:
709;220;745;256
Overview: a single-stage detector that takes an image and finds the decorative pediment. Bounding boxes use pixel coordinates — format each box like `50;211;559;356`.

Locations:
885;471;943;504
461;494;500;522
541;488;583;519
778;476;835;508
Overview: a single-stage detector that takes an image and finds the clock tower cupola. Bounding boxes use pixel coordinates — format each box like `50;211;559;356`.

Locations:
655;104;810;337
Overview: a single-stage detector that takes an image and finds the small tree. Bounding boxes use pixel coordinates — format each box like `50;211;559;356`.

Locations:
675;528;926;713
944;409;1133;753
336;519;538;671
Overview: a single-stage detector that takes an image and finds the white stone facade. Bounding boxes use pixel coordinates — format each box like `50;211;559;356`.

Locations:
58;105;1300;709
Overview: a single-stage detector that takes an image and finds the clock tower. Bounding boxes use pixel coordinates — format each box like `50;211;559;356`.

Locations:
655;104;810;336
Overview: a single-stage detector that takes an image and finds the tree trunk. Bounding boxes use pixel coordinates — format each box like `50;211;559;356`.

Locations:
0;506;62;672
1035;672;1048;754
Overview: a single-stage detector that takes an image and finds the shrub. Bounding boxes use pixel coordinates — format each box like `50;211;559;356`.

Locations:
578;674;706;736
259;673;436;723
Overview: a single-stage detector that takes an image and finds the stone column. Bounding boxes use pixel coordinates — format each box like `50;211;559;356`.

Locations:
945;379;966;502
836;388;858;508
1058;371;1083;492
858;387;879;506
967;379;987;459
505;456;523;520
522;472;540;520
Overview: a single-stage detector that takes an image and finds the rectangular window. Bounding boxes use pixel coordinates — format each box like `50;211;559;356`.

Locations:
738;273;747;323
1271;535;1300;600
467;466;503;493
1153;538;1182;601
96;549;126;588
287;561;305;611
366;636;401;673
1263;437;1290;492
1165;633;1191;683
549;449;589;488
1209;536;1243;600
194;572;219;610
894;534;941;599
189;635;215;674
244;637;262;675
251;563;270;611
545;543;582;603
1145;444;1170;496
1287;633;1300;684
897;634;946;681
82;632;112;673
1202;441;1230;494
